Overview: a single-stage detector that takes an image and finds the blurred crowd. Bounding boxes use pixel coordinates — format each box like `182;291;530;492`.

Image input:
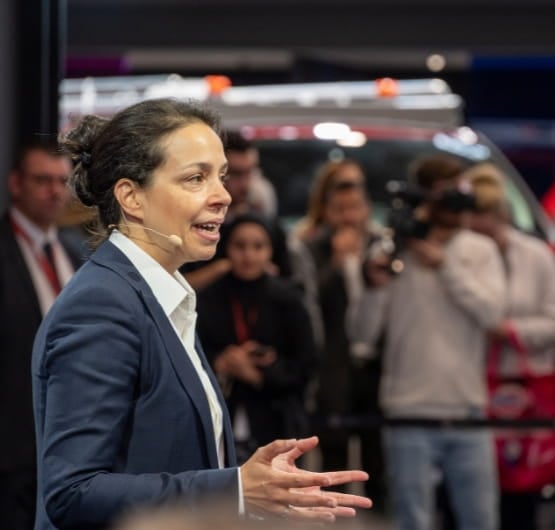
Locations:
2;130;555;530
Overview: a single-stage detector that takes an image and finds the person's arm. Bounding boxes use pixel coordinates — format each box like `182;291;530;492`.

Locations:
39;286;239;528
509;247;555;350
345;254;391;359
438;235;506;330
183;258;231;291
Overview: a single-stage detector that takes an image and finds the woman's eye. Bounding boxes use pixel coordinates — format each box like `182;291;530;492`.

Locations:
220;173;229;184
186;174;204;183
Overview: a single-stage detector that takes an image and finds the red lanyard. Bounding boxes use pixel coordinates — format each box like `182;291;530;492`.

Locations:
11;217;62;294
231;296;258;344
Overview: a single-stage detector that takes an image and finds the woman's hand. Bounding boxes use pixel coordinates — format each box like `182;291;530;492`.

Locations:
213;345;263;386
244;341;277;369
240;437;372;522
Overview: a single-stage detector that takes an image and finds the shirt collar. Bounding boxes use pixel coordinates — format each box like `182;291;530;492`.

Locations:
10;206;58;251
109;230;195;317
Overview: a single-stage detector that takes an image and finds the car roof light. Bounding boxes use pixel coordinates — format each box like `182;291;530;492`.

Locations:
376;78;399;98
313;122;351;140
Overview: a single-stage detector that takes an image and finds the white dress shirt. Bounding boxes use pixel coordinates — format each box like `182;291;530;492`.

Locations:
10;207;75;316
109;230;226;467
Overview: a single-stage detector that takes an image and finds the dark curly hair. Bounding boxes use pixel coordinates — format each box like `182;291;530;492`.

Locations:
59;98;221;235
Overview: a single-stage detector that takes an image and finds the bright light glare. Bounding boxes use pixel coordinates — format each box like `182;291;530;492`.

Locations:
337;131;367;147
456;126;479;145
313;122;351;140
433;133;491;161
426;54;446;72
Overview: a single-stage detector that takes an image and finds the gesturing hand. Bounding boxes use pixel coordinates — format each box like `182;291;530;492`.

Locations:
240;437;372;522
272;436;372;520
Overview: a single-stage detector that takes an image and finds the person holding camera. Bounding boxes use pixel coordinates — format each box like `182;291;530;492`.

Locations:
348;154;506;530
197;214;317;461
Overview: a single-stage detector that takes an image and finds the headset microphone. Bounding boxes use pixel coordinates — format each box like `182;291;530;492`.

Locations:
141;226;183;247
110;218;183;248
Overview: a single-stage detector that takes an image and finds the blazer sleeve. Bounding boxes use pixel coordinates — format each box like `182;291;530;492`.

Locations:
38;284;238;529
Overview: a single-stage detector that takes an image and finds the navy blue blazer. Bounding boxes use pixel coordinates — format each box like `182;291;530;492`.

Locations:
32;240;238;530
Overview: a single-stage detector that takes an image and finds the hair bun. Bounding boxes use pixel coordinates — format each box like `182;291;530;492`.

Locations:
59;115;109;207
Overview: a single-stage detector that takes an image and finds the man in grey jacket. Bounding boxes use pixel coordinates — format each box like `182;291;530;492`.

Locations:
348;155;506;530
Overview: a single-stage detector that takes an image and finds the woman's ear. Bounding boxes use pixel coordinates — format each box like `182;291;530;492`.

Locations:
113;178;144;220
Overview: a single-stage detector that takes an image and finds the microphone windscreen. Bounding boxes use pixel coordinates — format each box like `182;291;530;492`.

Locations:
168;234;183;247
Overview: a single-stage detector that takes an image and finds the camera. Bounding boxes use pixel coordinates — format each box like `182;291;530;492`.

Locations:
368;180;476;275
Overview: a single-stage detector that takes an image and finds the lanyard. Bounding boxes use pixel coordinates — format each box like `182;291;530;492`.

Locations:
231;296;258;344
11;217;61;295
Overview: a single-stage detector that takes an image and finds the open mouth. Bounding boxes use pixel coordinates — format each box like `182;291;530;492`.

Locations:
195;223;219;233
192;222;222;242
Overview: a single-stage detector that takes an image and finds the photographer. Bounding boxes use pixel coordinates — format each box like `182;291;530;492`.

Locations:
348;154;506;530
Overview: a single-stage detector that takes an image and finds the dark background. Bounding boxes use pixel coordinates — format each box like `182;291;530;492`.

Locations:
2;0;555;209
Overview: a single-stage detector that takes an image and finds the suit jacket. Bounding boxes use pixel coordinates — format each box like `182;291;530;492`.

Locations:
32;240;238;530
0;214;86;473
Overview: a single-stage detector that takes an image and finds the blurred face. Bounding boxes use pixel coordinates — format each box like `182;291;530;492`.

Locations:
323;187;370;231
469;211;501;238
9;149;71;230
133;122;231;271
226;222;272;281
225;148;259;206
334;163;365;185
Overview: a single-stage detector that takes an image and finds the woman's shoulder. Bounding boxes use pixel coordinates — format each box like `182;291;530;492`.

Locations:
50;258;143;323
508;228;554;267
265;275;304;305
197;274;229;301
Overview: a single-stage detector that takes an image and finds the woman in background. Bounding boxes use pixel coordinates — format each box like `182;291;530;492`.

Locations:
468;163;555;530
197;214;317;460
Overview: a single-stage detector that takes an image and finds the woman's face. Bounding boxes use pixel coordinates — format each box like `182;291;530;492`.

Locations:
334;163;365;185
137;122;231;270
226;222;272;281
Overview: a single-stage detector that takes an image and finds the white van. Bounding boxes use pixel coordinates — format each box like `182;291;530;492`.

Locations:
60;75;552;240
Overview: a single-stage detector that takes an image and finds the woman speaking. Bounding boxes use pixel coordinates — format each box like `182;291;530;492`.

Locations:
31;98;371;530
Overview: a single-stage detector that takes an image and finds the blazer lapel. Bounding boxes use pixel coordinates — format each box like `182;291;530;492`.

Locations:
195;335;237;467
91;242;220;469
141;290;220;468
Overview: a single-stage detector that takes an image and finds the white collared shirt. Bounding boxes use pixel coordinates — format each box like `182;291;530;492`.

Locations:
10;207;75;316
109;230;226;468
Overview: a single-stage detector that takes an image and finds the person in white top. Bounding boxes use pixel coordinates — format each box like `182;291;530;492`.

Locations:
0;140;85;530
467;163;555;530
348;154;505;530
31;98;371;530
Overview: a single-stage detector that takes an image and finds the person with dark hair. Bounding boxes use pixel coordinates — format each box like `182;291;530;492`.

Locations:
0;139;86;530
295;177;387;510
32;98;371;530
197;214;317;461
348;153;506;530
181;130;291;291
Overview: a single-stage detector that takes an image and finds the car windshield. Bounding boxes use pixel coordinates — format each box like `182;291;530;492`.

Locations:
251;125;545;237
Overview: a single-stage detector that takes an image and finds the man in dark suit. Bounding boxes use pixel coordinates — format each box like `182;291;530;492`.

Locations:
0;140;86;530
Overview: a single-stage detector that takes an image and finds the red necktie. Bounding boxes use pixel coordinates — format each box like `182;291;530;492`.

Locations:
11;217;62;295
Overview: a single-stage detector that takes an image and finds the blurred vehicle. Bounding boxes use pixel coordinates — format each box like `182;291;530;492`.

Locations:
59;75;552;240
